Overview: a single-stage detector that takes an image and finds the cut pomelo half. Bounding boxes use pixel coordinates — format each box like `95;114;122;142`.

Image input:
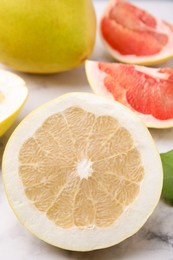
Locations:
0;70;28;137
86;60;173;128
100;0;173;65
3;93;162;251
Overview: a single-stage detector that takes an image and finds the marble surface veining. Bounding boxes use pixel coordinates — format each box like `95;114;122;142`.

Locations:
1;1;173;259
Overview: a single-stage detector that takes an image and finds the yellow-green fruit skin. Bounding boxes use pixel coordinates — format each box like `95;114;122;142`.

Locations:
0;99;27;137
0;109;20;137
0;0;96;73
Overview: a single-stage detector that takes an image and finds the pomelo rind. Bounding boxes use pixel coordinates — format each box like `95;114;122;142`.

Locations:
0;70;28;137
100;34;173;66
2;92;163;251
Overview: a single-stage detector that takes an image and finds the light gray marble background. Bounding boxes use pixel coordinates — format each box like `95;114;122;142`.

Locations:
1;1;173;259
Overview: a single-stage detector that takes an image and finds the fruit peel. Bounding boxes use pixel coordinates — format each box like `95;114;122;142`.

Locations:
0;70;28;137
0;0;96;73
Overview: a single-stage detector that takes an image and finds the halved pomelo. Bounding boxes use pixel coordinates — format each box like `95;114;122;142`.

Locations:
100;0;173;65
86;60;173;128
0;70;28;137
3;92;162;251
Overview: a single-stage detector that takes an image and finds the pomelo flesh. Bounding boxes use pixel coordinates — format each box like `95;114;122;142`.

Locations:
2;93;162;251
100;0;173;65
85;60;173;128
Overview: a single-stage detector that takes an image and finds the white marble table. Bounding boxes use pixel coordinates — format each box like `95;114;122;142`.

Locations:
1;1;173;259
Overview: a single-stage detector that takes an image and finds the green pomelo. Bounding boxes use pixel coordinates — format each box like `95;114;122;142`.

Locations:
0;0;96;73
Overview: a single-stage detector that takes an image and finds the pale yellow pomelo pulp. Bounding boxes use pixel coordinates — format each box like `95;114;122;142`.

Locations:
0;70;28;137
2;93;163;251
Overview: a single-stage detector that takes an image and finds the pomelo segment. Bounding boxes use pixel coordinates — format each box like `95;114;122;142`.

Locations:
85;60;173;128
3;93;162;251
0;70;28;137
100;0;173;65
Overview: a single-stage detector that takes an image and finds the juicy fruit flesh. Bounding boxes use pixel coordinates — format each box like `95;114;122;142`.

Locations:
98;63;173;120
19;107;144;229
101;1;170;56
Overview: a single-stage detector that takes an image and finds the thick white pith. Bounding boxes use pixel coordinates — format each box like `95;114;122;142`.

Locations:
3;93;163;251
85;60;173;128
0;70;27;123
0;91;5;102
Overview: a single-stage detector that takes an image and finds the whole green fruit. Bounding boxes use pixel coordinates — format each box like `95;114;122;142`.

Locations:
0;0;96;73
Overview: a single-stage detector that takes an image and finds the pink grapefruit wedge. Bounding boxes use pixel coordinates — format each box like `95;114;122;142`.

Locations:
100;0;173;65
85;60;173;128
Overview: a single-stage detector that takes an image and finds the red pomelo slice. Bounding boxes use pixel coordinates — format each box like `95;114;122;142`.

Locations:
100;0;173;65
85;60;173;128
